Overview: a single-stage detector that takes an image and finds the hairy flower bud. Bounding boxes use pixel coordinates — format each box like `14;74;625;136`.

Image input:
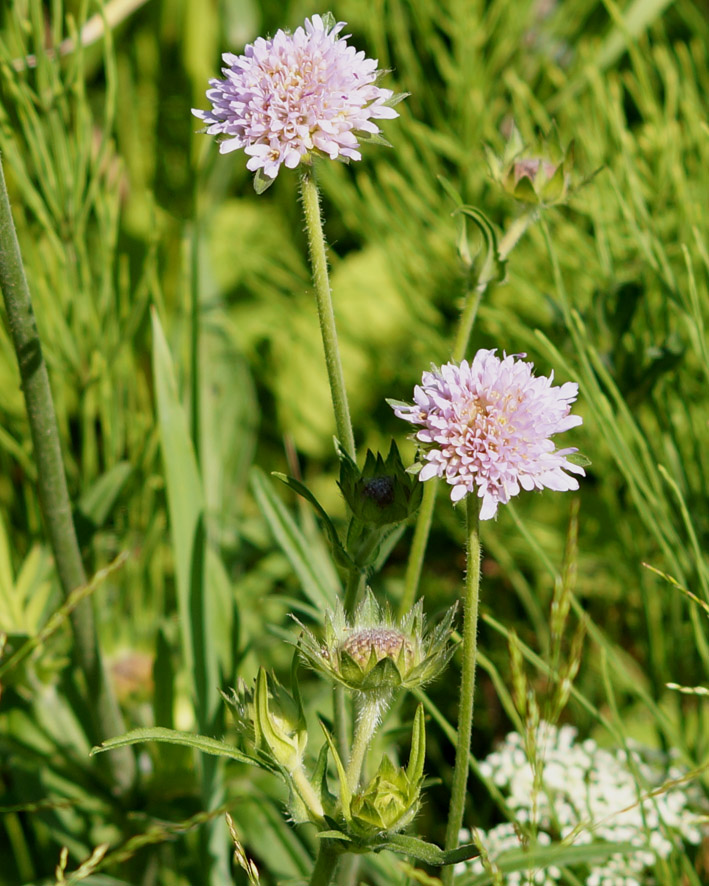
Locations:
296;589;456;697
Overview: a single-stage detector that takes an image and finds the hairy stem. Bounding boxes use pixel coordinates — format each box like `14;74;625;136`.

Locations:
347;692;388;792
0;157;134;790
299;165;356;460
443;496;481;883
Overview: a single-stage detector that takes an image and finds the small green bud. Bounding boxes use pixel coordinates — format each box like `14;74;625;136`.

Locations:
339;441;423;528
350;755;421;837
334;705;427;843
486;122;575;207
296;590;456;697
224;668;307;772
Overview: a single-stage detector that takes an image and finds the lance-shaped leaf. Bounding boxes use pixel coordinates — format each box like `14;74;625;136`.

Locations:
320;721;351;818
91;727;259;766
406;704;426;786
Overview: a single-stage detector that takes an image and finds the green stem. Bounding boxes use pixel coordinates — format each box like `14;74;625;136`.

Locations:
0;156;134;791
292;765;325;821
309;842;339;886
334;684;349;760
347;693;387;792
343;565;365;617
498;211;537;262
443;496;481;884
399;479;438;618
299;165;356;460
451;285;482;364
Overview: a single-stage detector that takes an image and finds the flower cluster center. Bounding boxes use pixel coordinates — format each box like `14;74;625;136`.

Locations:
341;628;413;668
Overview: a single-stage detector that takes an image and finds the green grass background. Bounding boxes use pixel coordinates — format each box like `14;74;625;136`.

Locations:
0;0;708;883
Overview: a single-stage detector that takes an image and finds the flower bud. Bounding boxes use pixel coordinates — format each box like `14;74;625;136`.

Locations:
338;441;423;528
296;590;456;697
224;668;307;772
324;704;427;845
486;123;575;207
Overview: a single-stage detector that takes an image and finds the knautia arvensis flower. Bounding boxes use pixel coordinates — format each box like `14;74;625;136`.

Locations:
191;13;400;186
389;350;584;519
296;589;456;698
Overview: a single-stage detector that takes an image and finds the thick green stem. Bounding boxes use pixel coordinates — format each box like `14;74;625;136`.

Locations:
347;693;387;792
0;156;134;791
299;165;356;460
443;496;481;884
309;842;339;886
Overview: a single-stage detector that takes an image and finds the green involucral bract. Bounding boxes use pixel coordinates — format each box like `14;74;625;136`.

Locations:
296;589;456;697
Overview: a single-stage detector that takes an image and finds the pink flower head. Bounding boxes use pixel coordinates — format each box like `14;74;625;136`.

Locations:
391;351;584;520
192;14;399;183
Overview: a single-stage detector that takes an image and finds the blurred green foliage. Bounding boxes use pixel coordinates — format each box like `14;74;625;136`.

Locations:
0;0;708;883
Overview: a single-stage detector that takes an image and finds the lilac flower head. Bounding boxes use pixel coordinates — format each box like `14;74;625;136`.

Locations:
192;13;399;184
391;350;584;520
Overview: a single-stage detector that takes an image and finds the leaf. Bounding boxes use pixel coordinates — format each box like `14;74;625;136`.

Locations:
384;835;479;866
406;704;426;785
315;830;353;842
77;461;133;529
151;308;219;730
454;206;507;287
90;727;258;766
251;467;336;609
272;472;352;568
319;721;351;818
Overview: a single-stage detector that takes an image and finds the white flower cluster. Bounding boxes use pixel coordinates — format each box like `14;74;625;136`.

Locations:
457;722;705;886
